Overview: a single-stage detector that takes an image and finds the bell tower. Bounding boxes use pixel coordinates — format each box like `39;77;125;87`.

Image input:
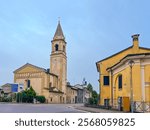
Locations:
50;21;67;102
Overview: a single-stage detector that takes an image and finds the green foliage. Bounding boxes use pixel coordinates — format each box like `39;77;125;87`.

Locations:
25;87;36;97
0;97;12;102
16;92;21;102
89;97;98;105
16;86;36;103
0;91;4;98
87;83;93;92
0;91;13;102
1;91;4;94
35;95;46;103
89;98;94;104
87;83;99;105
92;90;98;99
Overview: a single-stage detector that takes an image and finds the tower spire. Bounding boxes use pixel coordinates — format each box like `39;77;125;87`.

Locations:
58;17;60;23
50;21;67;103
53;20;65;40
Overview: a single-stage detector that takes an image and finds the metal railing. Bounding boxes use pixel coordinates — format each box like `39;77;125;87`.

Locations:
134;101;150;113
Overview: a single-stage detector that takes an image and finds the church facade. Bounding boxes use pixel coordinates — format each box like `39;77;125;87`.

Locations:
14;21;67;103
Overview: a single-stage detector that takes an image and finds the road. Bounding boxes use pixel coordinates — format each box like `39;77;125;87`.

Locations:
0;103;87;113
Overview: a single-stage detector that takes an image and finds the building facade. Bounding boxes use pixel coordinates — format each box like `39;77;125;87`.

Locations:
108;53;150;111
14;21;67;103
74;84;91;104
96;34;150;111
66;83;77;104
1;83;20;97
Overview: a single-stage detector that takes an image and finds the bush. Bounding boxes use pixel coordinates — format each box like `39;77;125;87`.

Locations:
35;96;46;103
88;97;98;105
89;98;94;105
16;87;36;103
1;97;12;102
16;92;22;103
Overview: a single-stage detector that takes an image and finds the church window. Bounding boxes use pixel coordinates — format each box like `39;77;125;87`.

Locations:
118;75;122;89
63;45;65;52
55;44;59;51
26;80;30;88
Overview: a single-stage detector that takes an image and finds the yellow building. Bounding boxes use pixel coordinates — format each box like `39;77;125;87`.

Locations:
96;34;150;111
14;21;67;103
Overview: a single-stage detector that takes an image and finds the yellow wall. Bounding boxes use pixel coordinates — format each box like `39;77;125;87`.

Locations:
112;67;130;106
145;65;150;102
132;65;142;101
112;65;142;106
97;43;150;106
112;62;150;109
98;48;132;105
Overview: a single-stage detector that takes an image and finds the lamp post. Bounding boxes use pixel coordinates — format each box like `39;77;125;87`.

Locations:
129;60;135;113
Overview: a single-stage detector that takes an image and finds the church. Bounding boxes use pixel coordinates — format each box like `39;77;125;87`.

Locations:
13;21;67;103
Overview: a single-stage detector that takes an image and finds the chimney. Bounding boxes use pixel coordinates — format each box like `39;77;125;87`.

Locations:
132;34;140;51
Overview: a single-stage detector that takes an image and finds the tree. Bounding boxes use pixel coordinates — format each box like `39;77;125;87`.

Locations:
87;83;99;105
0;90;4;96
89;98;94;105
25;87;36;97
92;90;98;99
87;83;93;92
17;86;36;103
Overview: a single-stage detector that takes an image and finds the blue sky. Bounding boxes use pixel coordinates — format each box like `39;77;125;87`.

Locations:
0;0;150;92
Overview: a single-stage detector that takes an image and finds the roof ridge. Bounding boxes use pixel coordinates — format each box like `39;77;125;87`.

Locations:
13;63;46;73
96;46;133;64
107;52;150;70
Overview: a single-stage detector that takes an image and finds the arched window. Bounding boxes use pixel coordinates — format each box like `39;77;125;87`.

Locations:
26;79;30;88
118;75;122;89
55;44;59;51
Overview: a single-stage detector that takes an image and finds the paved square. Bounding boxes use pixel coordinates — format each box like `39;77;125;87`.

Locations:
0;103;87;113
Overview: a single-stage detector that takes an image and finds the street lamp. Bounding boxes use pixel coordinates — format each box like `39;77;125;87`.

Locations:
129;60;135;113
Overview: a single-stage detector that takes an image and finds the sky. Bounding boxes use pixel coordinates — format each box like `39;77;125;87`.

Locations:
0;0;150;92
